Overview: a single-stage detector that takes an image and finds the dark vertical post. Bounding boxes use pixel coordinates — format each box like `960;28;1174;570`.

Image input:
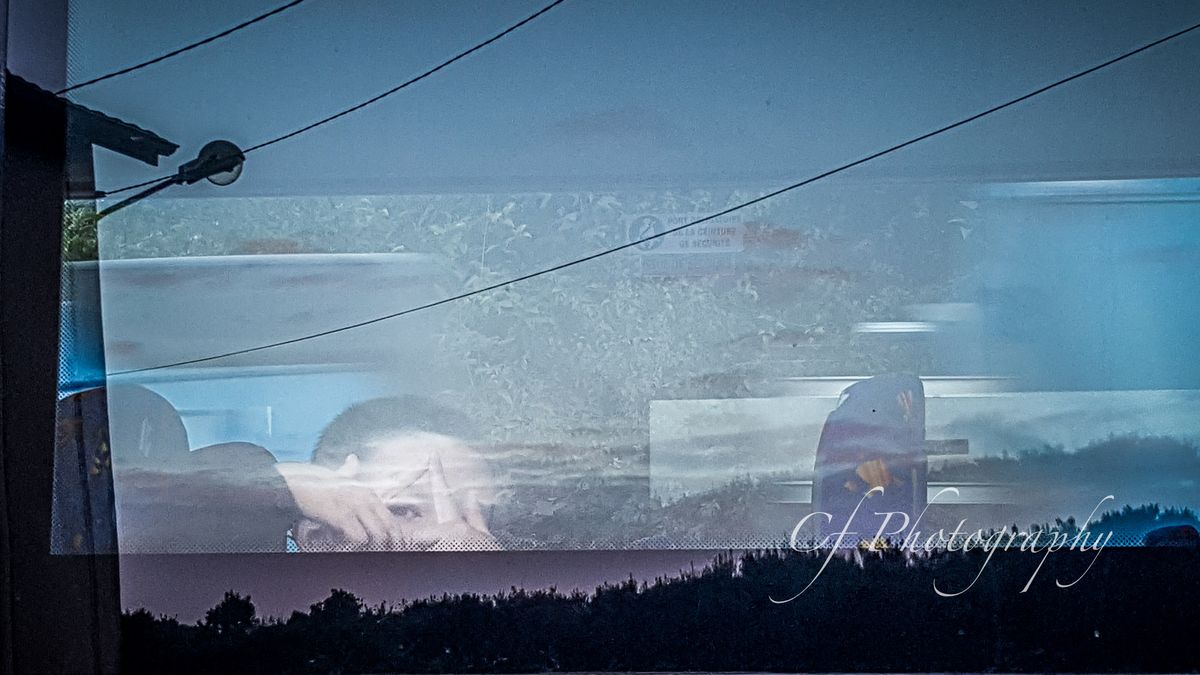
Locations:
0;10;13;672
0;74;121;674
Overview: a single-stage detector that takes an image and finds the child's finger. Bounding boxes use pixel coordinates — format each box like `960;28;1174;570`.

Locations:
429;454;464;525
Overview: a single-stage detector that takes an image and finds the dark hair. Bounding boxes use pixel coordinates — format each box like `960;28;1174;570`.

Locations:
105;384;191;467
312;396;479;467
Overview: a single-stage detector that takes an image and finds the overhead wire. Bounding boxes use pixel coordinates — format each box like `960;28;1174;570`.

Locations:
96;0;569;197
56;0;310;96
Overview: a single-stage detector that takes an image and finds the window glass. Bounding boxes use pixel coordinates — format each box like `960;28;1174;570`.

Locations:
52;0;1200;560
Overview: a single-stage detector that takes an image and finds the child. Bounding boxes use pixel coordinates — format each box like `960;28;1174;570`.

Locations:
285;396;499;551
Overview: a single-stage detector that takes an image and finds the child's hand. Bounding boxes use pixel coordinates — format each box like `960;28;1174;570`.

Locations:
276;461;405;550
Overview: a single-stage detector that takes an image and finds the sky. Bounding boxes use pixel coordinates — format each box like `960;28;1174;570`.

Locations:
24;0;1200;196
120;549;716;622
10;0;1200;618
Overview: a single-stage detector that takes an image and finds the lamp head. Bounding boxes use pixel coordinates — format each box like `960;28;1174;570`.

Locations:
178;140;244;186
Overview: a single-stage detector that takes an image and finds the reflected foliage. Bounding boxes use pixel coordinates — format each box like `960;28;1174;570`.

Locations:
62;201;99;261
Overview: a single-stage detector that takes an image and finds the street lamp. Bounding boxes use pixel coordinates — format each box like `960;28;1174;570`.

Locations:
95;140;245;219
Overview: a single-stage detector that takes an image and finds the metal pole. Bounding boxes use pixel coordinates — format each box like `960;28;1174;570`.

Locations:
94;178;178;220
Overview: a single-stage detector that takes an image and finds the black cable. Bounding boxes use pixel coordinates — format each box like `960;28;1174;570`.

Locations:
96;178;179;219
244;0;568;154
97;0;569;197
56;0;309;96
93;176;165;199
108;18;1200;376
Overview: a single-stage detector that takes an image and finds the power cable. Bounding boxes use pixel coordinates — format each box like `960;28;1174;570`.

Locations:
56;0;309;96
108;18;1200;376
96;0;568;197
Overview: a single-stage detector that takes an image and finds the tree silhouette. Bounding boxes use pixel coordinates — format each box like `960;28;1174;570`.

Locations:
203;590;256;636
120;512;1200;674
308;588;364;626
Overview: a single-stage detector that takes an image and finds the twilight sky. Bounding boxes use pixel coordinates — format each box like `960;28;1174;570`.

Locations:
119;550;716;622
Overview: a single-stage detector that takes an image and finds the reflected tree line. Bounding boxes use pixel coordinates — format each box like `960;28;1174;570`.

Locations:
123;515;1199;674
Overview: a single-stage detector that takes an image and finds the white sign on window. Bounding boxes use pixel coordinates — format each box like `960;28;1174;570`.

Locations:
627;213;746;254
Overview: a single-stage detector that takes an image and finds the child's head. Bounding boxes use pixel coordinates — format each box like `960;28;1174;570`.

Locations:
299;396;496;550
